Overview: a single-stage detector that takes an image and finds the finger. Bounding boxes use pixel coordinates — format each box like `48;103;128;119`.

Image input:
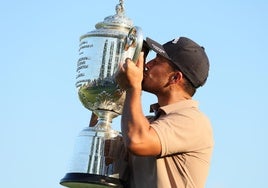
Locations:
117;59;128;72
115;62;126;81
136;52;144;69
123;57;133;69
125;57;132;63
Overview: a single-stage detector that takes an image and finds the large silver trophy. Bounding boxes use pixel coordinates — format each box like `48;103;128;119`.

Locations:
60;0;143;187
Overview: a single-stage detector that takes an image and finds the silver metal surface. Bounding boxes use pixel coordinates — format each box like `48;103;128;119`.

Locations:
75;0;142;119
60;1;142;187
68;127;123;176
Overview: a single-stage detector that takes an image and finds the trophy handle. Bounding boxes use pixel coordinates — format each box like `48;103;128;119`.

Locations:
124;26;143;63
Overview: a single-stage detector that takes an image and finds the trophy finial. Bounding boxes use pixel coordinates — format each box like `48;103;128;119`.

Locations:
116;0;125;16
95;0;133;30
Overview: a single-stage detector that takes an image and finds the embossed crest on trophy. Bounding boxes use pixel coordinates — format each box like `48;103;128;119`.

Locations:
60;0;143;187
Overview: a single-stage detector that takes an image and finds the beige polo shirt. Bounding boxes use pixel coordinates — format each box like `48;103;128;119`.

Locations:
128;100;214;188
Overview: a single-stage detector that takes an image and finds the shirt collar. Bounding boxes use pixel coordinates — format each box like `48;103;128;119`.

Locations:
149;99;198;115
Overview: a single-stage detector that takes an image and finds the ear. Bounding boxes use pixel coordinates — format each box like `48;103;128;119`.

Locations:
169;71;183;84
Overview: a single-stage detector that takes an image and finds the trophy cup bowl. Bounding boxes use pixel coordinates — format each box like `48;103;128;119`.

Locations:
76;25;142;129
60;1;143;187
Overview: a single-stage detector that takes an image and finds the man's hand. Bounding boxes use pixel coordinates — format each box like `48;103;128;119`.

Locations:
89;112;98;127
115;52;144;90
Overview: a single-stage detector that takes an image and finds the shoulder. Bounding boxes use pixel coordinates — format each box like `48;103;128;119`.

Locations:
150;100;213;156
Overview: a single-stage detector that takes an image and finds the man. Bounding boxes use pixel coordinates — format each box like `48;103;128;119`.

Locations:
115;36;214;188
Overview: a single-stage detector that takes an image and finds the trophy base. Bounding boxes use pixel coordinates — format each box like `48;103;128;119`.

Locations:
60;173;125;188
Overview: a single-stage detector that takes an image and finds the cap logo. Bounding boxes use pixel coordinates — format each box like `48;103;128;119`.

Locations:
172;38;180;44
152;43;165;54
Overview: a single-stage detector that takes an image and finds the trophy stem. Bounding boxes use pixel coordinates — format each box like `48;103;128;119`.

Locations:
93;110;120;133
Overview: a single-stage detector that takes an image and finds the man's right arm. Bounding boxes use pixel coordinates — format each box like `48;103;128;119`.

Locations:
117;54;161;156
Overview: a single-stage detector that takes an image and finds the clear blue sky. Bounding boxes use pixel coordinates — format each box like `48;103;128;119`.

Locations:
1;0;267;187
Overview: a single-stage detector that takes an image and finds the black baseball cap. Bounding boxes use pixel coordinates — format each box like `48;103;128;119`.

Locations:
145;37;209;88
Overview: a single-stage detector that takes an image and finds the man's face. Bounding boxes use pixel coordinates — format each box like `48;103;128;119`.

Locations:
142;54;175;94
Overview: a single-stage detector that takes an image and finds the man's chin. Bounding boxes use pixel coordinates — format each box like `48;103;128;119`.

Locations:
141;84;146;91
141;84;149;92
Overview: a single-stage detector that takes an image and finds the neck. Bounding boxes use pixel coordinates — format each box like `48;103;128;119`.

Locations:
157;92;191;107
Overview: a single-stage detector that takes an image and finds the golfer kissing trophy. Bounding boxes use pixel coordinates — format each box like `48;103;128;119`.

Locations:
60;0;143;187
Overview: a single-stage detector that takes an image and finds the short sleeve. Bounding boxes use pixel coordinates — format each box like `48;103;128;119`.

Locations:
150;109;213;157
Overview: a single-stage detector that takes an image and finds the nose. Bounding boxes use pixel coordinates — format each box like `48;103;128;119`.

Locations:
145;60;153;69
144;63;150;71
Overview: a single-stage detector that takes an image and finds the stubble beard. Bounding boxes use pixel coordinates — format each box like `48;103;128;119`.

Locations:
142;78;159;94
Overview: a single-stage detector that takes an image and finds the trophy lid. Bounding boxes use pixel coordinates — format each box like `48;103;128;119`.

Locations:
95;0;133;30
